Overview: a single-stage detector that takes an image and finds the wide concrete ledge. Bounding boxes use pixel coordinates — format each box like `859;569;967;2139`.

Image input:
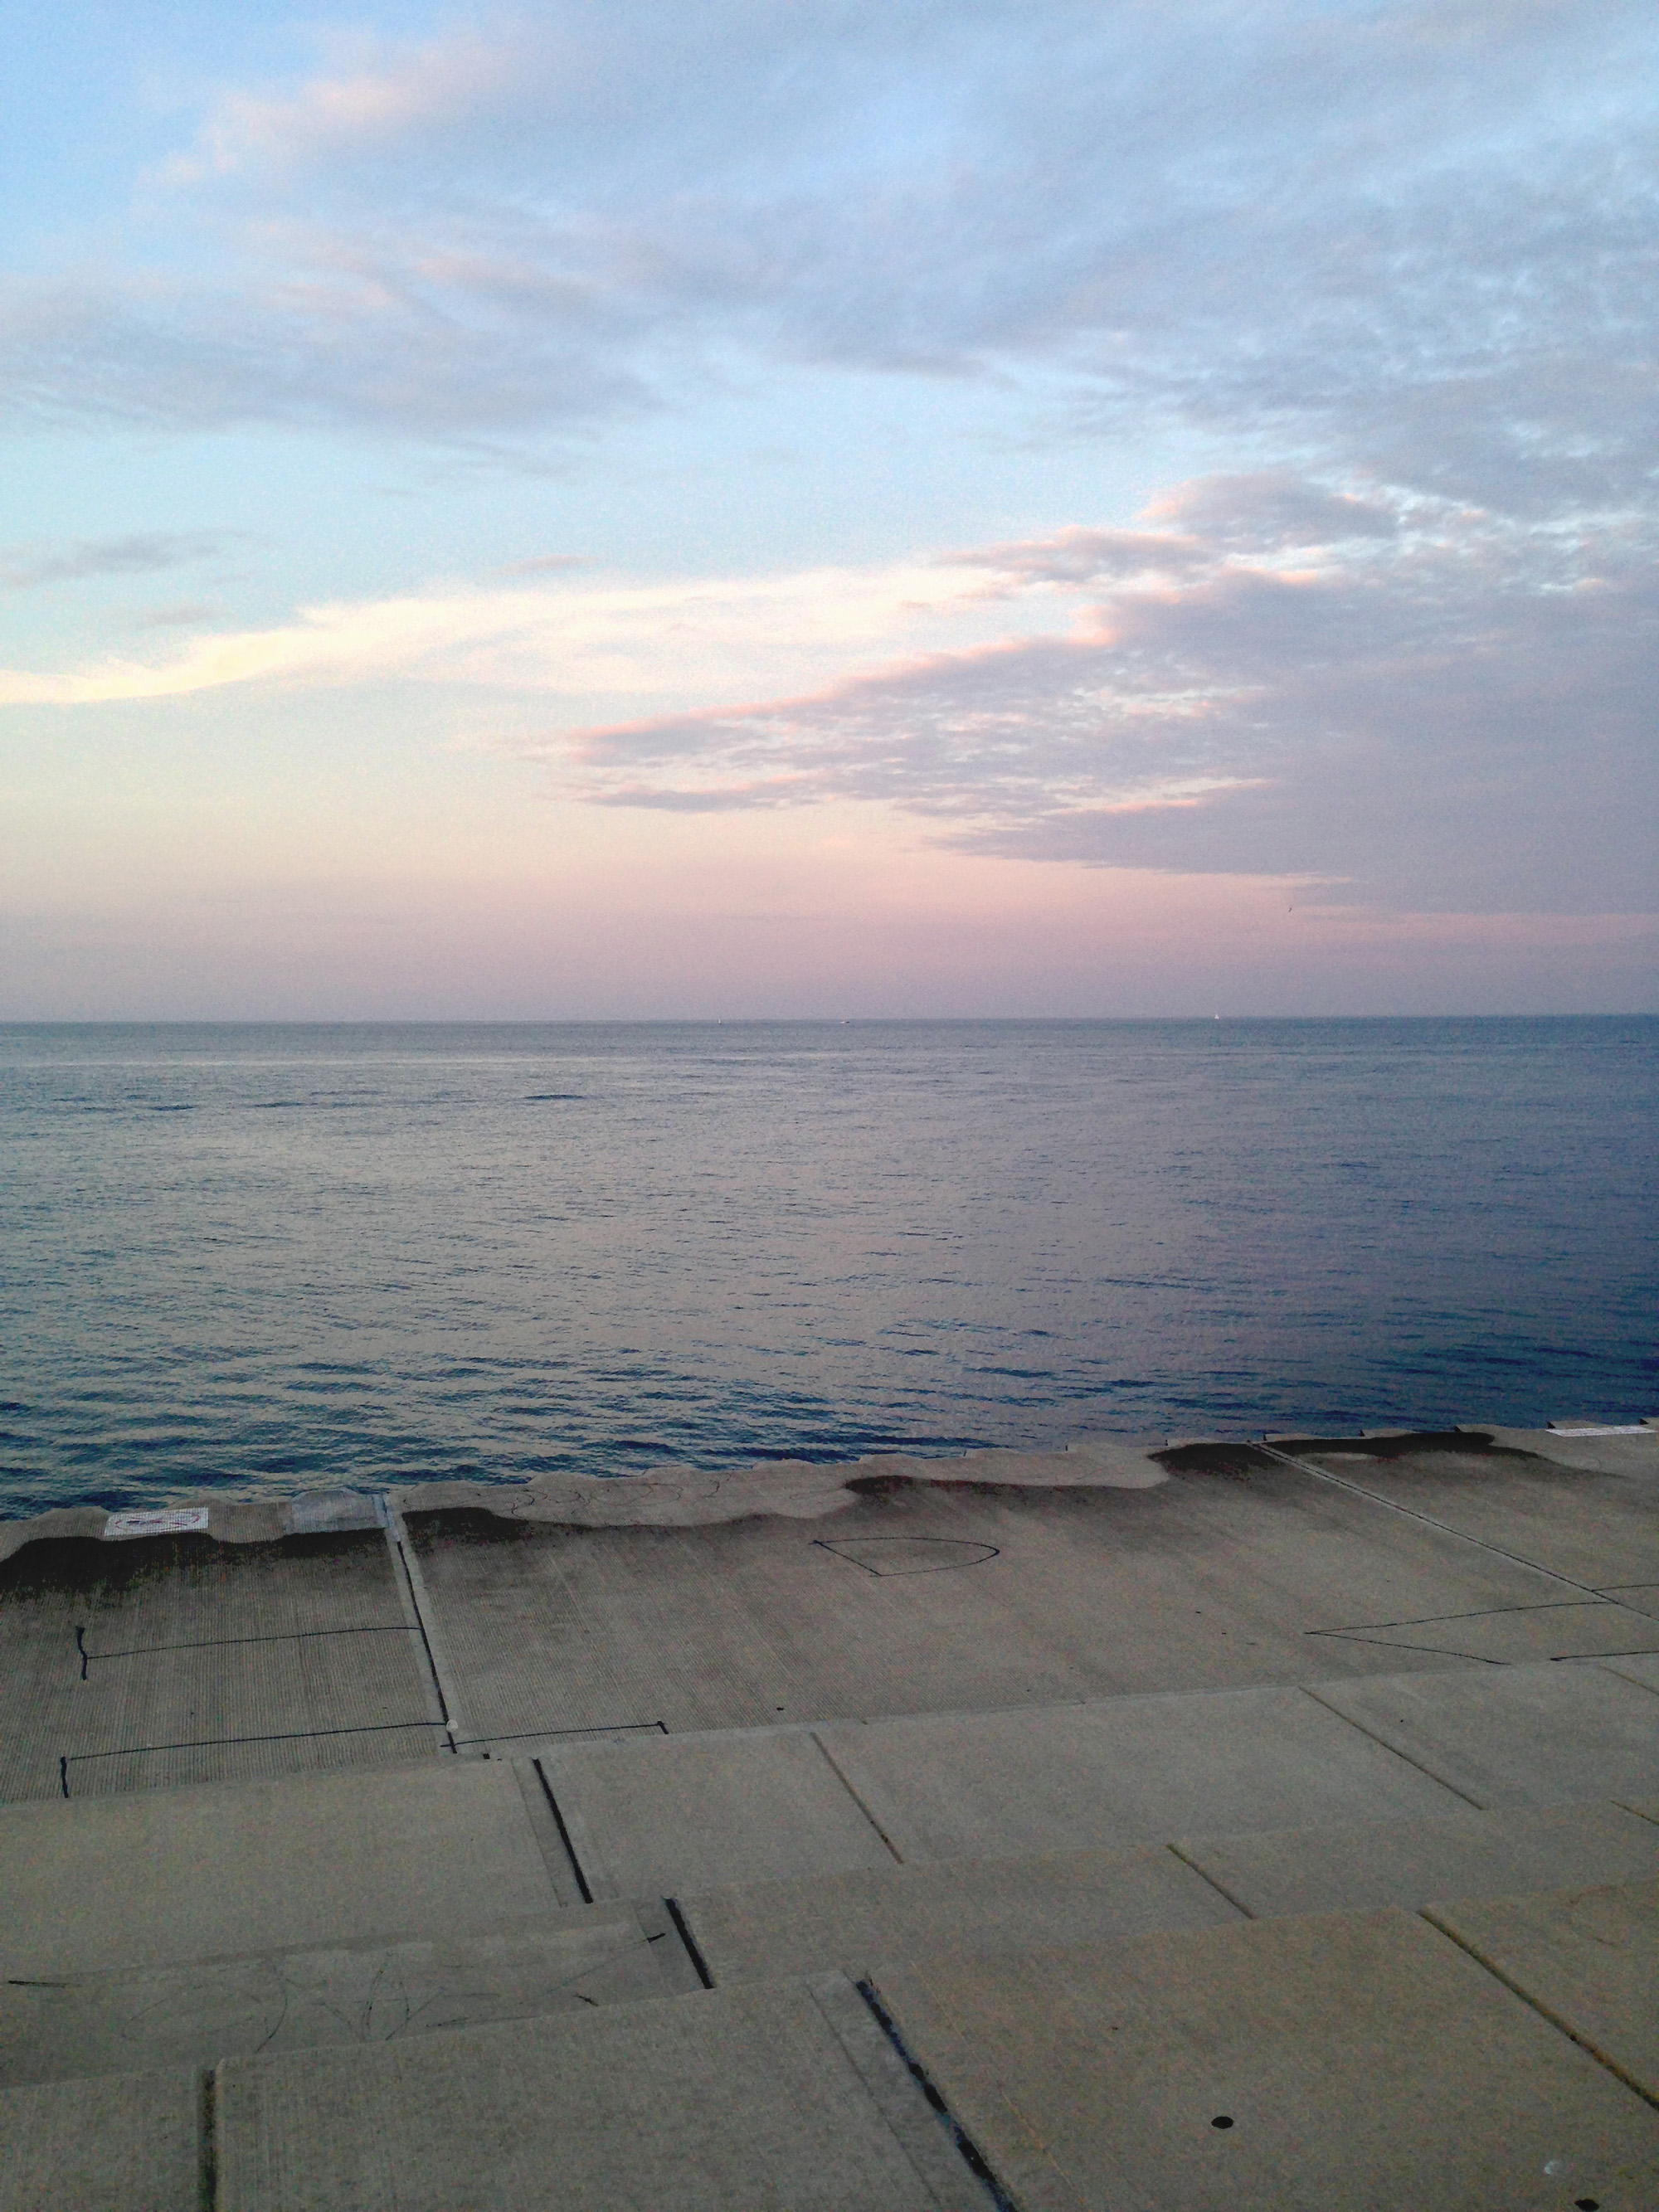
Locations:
213;1975;991;2212
1176;1801;1659;1919
0;1904;677;2090
1427;1877;1659;2105
0;2068;201;2212
1307;1660;1659;1809
815;1685;1466;1863
868;1908;1659;2212
680;1843;1241;1988
0;1759;568;1977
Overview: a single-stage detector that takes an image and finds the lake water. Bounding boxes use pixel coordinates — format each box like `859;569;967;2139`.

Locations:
1;1018;1653;1515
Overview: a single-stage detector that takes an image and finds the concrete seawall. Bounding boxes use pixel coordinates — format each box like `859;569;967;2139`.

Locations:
2;1417;1657;2207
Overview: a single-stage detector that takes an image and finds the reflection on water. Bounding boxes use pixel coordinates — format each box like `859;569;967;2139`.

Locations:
1;1018;1652;1513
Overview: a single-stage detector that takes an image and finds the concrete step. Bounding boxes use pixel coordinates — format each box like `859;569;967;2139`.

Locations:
0;1972;998;2212
678;1800;1659;1988
0;1898;706;2091
11;1879;1659;2211
528;1659;1659;1900
867;1897;1659;2212
0;1754;583;1980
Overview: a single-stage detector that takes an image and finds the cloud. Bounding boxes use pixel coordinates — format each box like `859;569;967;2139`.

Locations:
0;556;1010;705
0;0;1652;508
540;489;1658;915
1;467;1651;918
498;553;591;576
0;532;234;589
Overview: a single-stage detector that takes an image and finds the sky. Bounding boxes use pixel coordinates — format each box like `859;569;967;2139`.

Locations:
2;0;1654;1018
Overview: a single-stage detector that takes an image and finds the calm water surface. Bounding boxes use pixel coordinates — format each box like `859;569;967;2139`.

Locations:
2;1019;1653;1514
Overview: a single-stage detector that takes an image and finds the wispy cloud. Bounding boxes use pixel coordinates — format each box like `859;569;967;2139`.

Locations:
0;532;234;589
1;1;1652;511
538;483;1658;914
5;469;1650;918
0;556;1010;705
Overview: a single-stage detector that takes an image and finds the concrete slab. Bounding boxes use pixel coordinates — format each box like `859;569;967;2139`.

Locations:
869;1909;1659;2212
1428;1879;1659;2105
1287;1436;1659;1586
815;1686;1465;1864
538;1728;896;1896
1484;1425;1659;1479
1177;1801;1659;1919
0;1905;673;2088
0;2068;201;2212
1309;1661;1659;1808
680;1843;1241;1987
1601;1650;1659;1691
1;1758;567;1976
405;1465;1571;1746
1311;1598;1659;1665
0;1527;433;1804
214;1976;990;2211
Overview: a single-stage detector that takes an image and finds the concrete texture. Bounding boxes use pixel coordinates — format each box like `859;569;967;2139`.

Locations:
1601;1650;1659;1690
1308;1660;1659;1808
680;1843;1241;1987
1176;1801;1659;1919
538;1728;897;1896
399;1438;1170;1531
214;1975;991;2211
1482;1425;1659;1478
815;1685;1465;1863
1427;1878;1659;2104
1;1759;566;1976
0;2068;202;2212
1284;1433;1659;1587
868;1909;1659;2212
402;1461;1576;1751
0;1906;675;2088
0;1525;435;1804
1308;1597;1659;1665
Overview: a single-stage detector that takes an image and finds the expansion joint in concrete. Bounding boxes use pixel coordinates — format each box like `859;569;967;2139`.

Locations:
1419;1906;1659;2116
854;1976;1019;2212
1256;1443;1606;1599
379;1495;471;1755
811;1731;905;1863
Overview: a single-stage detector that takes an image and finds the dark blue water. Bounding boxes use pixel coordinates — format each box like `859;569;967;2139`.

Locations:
2;1018;1653;1514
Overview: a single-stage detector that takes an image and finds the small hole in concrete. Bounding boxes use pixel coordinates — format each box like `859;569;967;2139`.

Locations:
1210;2116;1233;2130
1574;2199;1599;2210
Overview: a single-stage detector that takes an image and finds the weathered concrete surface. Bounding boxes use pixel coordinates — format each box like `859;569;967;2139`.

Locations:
1481;1423;1659;1477
401;1458;1587;1750
0;1525;437;1803
1;1760;567;1976
539;1728;897;1896
1176;1801;1659;1919
815;1686;1464;1864
681;1843;1240;1988
1308;1660;1659;1808
0;2068;201;2212
1427;1878;1659;2104
3;1433;1650;1801
398;1437;1170;1531
1280;1430;1659;1586
869;1909;1659;2212
0;1906;674;2089
214;1976;991;2212
1306;1596;1659;1665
